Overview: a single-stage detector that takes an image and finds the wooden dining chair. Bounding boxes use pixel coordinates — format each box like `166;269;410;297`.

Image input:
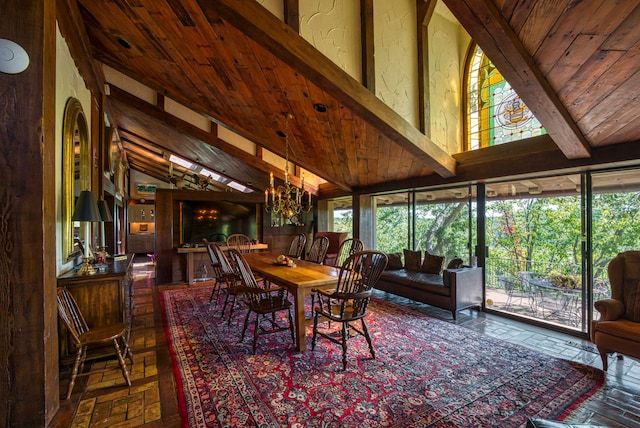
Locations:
306;235;330;264
333;238;365;267
210;243;247;324
56;287;134;399
227;249;295;354
226;233;252;253
204;241;229;303
311;251;388;370
286;233;307;259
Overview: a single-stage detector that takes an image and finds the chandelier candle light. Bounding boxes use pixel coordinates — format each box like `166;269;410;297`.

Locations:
265;113;312;220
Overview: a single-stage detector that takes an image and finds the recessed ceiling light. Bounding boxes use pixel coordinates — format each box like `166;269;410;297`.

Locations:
313;103;328;113
116;37;131;49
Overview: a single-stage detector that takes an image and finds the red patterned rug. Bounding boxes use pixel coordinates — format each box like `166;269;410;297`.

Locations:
161;287;603;427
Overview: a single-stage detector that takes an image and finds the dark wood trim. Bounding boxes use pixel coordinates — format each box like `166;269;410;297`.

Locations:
442;0;591;159
284;0;299;33
57;0;104;95
416;0;436;135
352;136;640;195
360;0;375;93
0;1;58;426
196;0;457;178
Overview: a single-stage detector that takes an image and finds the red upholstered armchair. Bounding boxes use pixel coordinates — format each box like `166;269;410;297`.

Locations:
314;232;347;266
591;251;640;370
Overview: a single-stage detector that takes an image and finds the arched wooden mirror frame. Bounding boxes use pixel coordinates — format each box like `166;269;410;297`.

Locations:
62;97;90;261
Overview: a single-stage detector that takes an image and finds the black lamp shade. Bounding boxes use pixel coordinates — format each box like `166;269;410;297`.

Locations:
97;199;113;222
72;190;102;222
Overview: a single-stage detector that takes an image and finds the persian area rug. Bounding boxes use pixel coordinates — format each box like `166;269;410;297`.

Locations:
162;287;603;427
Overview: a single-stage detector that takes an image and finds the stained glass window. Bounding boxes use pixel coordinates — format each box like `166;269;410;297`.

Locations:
467;45;546;150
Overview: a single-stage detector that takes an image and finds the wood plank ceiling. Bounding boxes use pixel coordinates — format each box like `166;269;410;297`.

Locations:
73;0;640;197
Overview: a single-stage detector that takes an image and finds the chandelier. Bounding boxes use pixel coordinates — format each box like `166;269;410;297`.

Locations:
264;113;312;220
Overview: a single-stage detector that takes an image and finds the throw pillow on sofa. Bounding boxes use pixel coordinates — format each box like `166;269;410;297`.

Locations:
447;258;464;269
421;251;444;274
404;249;422;271
386;252;403;270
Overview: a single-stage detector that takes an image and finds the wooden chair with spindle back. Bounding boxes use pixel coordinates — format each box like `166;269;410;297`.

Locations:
56;287;134;399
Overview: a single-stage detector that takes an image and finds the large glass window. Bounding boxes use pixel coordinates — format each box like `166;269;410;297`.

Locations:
467;45;547;150
484;175;584;331
591;169;640;313
374;193;409;254
331;198;353;237
414;188;474;264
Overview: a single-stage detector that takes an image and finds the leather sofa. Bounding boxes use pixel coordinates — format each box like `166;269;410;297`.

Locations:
591;250;640;370
375;266;483;319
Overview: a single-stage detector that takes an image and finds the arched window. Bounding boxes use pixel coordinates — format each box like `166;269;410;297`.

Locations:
466;45;546;151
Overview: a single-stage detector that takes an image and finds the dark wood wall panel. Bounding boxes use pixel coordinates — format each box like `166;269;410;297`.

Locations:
0;1;58;426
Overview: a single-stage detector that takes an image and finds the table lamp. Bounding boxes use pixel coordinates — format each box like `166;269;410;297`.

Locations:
96;199;113;259
72;190;102;274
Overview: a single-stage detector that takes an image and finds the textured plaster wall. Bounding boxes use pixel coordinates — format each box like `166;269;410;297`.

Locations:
257;0;468;152
56;23;92;274
428;10;470;153
374;0;419;127
299;0;362;81
256;0;284;20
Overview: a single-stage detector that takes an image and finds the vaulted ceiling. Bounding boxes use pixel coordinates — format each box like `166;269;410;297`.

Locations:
63;0;640;198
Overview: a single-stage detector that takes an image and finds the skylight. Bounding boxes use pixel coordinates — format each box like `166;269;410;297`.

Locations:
227;181;252;193
199;168;223;182
169;154;196;170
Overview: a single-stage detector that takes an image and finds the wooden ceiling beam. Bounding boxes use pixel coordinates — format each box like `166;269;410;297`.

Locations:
442;0;591;159
57;0;104;95
119;133;235;192
108;85;319;194
196;0;457;179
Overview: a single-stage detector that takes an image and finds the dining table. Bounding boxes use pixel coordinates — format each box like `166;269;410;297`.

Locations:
242;251;341;352
177;243;269;286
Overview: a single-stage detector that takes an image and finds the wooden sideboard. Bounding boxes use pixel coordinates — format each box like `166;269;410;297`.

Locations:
56;254;135;365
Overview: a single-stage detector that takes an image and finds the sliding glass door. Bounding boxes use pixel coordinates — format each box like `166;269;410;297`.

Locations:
484;175;584;331
591;168;640;319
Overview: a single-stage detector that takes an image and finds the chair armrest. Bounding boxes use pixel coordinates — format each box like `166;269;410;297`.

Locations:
594;298;625;321
313;288;334;297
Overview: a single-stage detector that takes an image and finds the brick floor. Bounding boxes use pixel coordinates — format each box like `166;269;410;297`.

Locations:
51;258;640;427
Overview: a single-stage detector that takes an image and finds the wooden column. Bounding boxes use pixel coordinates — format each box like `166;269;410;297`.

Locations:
0;0;58;426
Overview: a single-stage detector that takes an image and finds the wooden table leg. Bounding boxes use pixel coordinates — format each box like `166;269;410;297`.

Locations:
186;253;195;286
292;288;307;352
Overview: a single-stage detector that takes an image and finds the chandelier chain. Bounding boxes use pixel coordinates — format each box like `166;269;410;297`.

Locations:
264;113;312;220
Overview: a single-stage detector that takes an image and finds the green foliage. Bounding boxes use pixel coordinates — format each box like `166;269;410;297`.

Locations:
375;204;409;253
369;184;639;297
547;270;580;289
415;202;470;262
333;209;353;237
